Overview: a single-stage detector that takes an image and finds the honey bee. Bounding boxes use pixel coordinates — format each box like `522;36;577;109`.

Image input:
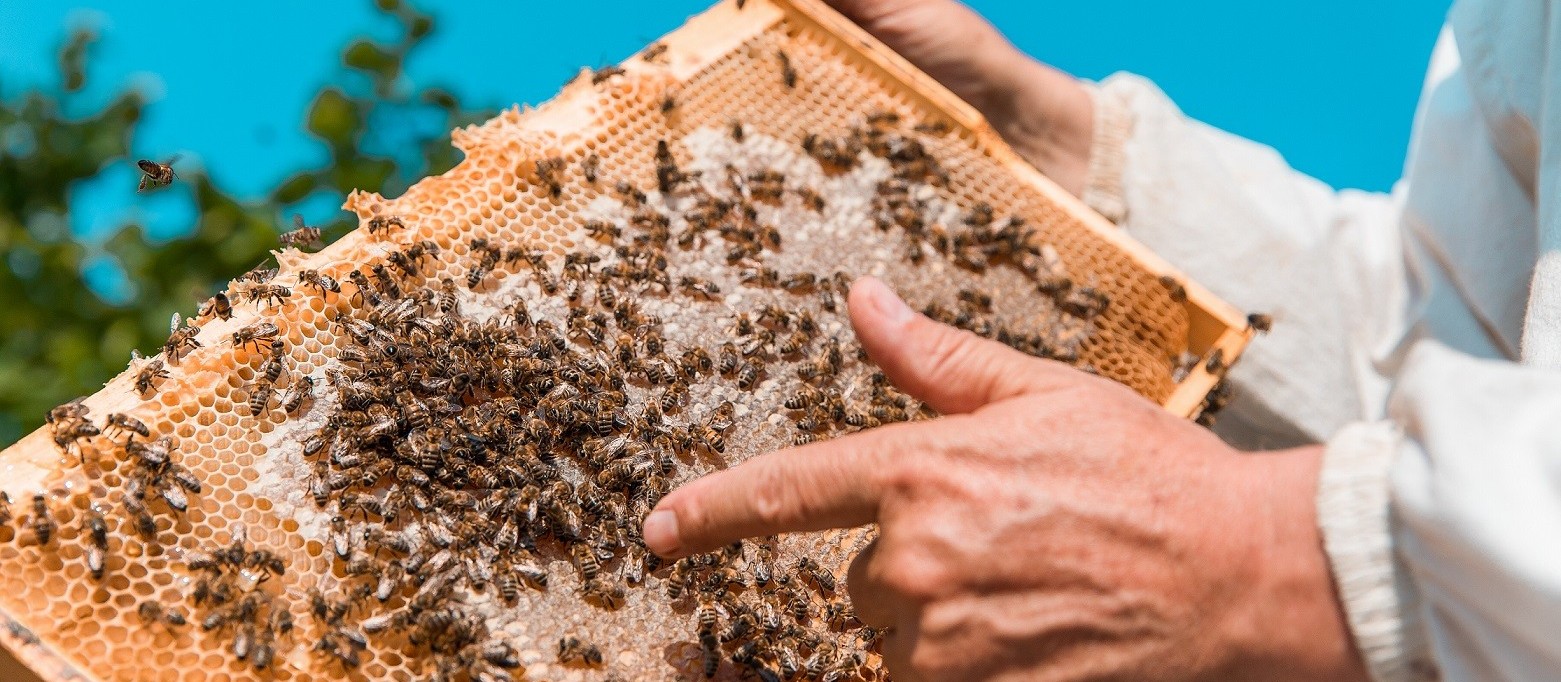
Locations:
641;41;669;63
366;214;406;234
1247;312;1273;334
780;272;816;292
678;275;721;299
582;577;626;609
736;362;761;390
231;321;279;352
134;358;169;396
590;65;625;85
915;119;952;135
655;140;686;194
316;627;367;668
1205;348;1226;374
557;636;603;666
135;156;178;192
731;120;745;142
137;601;187;628
957;288;993;312
796;556;836;593
245;284;291;308
163;324;202;363
106;412;151;441
126;435;172;468
796;187;826;212
866;109;902;128
198;292;232;321
661;92;678;115
1158;274;1188;303
777;50;796;88
25;494;54;547
279;214;322;249
281;376;314;415
535;156;567;197
299;269;340;295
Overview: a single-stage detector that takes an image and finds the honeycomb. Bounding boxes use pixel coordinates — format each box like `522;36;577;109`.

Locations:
0;1;1251;680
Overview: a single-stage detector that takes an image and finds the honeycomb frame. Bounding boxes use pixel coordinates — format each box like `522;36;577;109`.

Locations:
0;1;1251;680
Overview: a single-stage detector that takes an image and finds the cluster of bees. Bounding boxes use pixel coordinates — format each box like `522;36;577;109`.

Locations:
13;41;1245;680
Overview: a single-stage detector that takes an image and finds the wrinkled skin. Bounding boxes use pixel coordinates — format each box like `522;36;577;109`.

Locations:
642;278;1368;682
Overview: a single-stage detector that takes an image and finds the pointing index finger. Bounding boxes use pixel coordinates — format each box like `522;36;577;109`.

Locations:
643;421;919;558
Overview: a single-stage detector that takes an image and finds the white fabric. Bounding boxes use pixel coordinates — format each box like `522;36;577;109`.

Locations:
1086;1;1561;678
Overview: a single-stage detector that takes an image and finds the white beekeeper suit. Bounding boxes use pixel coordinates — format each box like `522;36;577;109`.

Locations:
1080;1;1561;680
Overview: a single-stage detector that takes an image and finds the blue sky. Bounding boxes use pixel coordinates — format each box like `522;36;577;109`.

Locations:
0;0;1450;244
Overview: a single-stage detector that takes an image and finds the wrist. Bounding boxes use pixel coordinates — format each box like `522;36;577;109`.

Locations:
975;49;1094;196
1221;446;1371;682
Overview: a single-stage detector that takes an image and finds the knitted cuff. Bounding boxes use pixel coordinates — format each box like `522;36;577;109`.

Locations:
1318;421;1435;681
1080;82;1132;224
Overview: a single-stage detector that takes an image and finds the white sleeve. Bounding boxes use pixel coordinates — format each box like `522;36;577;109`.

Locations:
1379;342;1561;681
1084;64;1561;682
1084;74;1407;448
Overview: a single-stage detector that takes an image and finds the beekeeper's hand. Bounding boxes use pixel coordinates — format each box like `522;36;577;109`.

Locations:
823;0;1094;195
643;277;1368;682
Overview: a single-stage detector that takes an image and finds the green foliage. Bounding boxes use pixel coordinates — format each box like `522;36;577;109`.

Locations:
0;2;496;446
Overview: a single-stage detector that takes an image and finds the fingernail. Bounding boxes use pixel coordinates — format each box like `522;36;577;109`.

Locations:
862;277;913;324
643;509;681;556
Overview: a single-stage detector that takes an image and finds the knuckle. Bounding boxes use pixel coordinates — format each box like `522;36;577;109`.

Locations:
875;551;948;601
919;325;984;382
749;460;805;528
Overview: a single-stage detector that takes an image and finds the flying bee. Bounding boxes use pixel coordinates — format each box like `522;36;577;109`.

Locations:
1247;312;1273;334
134;358;169;396
231;321;279;352
279;214;323;249
557;636;603;666
366;214;405;234
245;284;291;308
299;269;340;295
197;292;232;321
137;601;187;628
135;156;178;192
30;494;53;545
777;49;797;88
678;276;721;299
281;376;314;415
535;156;567;197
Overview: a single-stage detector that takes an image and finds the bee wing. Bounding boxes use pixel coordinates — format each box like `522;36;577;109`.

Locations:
293;214;305;229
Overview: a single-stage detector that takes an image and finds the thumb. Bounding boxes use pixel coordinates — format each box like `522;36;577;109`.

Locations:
848;276;1070;414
